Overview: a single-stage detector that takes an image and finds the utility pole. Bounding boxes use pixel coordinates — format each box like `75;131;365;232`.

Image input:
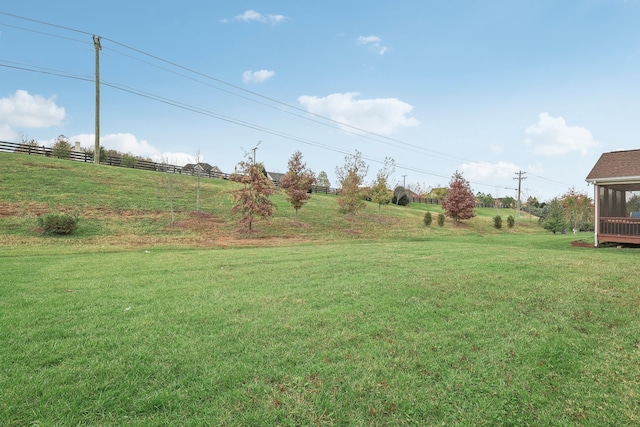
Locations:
93;35;102;164
513;171;527;216
251;140;261;164
402;175;407;189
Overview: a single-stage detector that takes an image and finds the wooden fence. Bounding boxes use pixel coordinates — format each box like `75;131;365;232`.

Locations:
1;140;443;204
0;140;230;179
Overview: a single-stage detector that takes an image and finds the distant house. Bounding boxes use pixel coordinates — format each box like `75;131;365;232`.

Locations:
585;149;640;246
182;162;222;177
267;172;285;186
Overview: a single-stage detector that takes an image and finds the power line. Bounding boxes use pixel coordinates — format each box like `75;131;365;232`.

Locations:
0;11;472;164
0;11;92;36
0;11;576;193
0;21;89;44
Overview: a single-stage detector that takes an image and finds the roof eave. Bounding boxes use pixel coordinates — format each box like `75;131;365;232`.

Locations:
586;175;640;184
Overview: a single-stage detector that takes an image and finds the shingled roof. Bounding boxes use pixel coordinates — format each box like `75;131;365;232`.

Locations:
586;149;640;183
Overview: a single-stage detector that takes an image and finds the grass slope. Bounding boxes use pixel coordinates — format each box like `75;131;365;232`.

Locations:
1;152;539;252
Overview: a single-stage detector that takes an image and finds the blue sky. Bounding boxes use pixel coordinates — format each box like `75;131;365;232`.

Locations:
1;1;639;200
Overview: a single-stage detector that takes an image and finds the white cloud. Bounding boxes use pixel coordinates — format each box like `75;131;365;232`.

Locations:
460;161;521;180
242;70;275;84
357;35;388;55
298;92;418;135
231;10;287;25
0;124;16;141
153;152;197;166
0;90;65;128
524;112;599;156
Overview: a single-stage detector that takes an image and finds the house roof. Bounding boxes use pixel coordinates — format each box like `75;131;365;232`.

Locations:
586;150;640;184
267;172;285;182
183;162;218;173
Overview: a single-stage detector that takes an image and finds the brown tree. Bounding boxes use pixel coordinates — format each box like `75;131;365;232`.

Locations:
335;150;369;227
442;171;476;222
230;159;276;231
280;151;316;220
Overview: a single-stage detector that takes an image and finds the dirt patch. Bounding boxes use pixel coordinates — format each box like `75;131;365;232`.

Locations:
0;202;51;217
571;240;594;248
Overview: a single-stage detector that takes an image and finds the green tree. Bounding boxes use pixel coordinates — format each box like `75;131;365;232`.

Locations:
121;153;137;168
370;157;395;217
231;158;276;231
280;151;316;220
627;193;640;214
316;171;331;188
429;187;448;202
476;192;495;208
423;211;433;226
502;196;516;209
392;186;410;206
335;150;368;228
52;135;72;159
541;198;566;234
442;171;476;223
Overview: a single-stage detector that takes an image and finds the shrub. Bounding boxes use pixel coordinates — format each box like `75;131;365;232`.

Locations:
423;211;433;226
392;186;410;206
493;215;502;229
52;136;72;159
37;212;79;235
437;213;445;227
121;153;137;168
507;215;515;228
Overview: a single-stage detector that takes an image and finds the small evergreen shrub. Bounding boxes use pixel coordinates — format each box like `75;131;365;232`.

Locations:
423;211;433;226
37;212;79;235
437;213;445;227
493;215;502;229
507;215;515;228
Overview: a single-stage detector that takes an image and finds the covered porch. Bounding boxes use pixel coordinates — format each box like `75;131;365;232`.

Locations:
586;150;640;247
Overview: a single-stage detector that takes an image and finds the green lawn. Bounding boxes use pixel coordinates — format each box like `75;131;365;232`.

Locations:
1;152;637;425
2;235;639;425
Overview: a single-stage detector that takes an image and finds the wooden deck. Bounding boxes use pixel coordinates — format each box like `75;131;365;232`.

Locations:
598;217;640;244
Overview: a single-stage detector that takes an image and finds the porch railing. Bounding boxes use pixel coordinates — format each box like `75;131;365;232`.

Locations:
599;217;640;237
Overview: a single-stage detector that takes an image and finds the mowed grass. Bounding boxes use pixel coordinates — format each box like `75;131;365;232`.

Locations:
2;152;637;425
2;235;639;425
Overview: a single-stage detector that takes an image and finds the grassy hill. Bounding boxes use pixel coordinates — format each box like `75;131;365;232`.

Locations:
4;152;639;426
0;152;540;250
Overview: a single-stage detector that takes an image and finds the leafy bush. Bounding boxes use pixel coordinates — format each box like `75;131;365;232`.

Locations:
507;215;515;228
52;136;72;159
392;186;410;206
37;212;79;235
493;215;502;229
423;211;433;226
121;153;137;168
437;213;445;227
